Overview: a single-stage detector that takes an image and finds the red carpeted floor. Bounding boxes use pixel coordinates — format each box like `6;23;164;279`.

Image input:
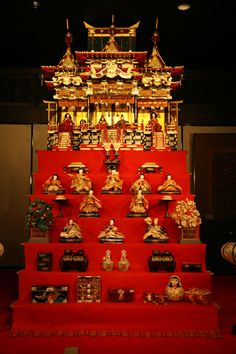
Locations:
0;268;236;354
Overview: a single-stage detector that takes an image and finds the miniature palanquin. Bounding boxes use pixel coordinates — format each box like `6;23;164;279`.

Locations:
42;17;183;152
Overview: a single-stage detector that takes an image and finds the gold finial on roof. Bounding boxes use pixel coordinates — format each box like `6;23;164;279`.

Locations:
109;14;116;39
152;18;159;46
64;18;73;48
58;17;75;67
148;18;165;68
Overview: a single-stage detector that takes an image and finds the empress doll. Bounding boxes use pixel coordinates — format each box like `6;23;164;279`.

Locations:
130;173;151;194
157;173;182;194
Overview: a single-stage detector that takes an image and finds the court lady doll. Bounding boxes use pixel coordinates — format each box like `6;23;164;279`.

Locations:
164;274;184;301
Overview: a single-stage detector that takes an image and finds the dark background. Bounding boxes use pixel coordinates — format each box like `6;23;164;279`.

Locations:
0;0;235;70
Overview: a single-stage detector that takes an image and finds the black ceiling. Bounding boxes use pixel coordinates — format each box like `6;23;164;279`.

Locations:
1;0;235;70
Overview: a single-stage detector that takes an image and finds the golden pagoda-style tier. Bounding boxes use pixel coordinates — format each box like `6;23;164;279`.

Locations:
42;18;183;151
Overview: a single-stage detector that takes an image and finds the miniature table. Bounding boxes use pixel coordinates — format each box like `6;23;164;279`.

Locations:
53;197;69;217
138;163;162;174
160;197;175;217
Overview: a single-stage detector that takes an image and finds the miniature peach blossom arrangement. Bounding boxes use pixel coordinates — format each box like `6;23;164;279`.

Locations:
171;198;202;229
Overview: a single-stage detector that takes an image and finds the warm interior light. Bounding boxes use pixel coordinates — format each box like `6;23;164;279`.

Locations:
177;2;191;11
32;1;40;10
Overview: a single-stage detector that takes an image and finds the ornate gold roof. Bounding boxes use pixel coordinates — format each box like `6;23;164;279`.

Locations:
41;18;184;104
83;20;140;37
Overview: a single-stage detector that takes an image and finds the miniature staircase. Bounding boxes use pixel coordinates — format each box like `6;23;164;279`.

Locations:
58;132;71;150
153;132;165;150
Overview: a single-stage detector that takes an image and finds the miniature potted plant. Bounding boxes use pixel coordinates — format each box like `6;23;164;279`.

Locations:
171;198;202;243
26;199;54;241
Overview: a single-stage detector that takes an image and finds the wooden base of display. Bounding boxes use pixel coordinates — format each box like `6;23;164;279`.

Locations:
28;228;49;243
179;228;201;244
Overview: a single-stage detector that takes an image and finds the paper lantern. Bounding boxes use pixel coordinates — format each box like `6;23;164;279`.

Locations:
0;242;4;258
221;242;236;266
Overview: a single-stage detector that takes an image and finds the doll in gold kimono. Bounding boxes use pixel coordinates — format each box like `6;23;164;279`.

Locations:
43;174;64;194
59;218;83;243
157;173;182;194
79;190;102;217
70;169;92;193
130;173;151;194
102;169;123;194
98;218;125;243
143;217;169;243
128;190;149;217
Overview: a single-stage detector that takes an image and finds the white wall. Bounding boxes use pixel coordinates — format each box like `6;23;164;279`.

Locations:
0;124;47;267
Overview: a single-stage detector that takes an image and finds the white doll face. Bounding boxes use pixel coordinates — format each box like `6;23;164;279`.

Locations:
153;218;159;225
79;169;83;175
68;219;73;225
110;219;115;226
52;175;58;180
140;174;144;180
89;190;93;195
170;277;179;286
